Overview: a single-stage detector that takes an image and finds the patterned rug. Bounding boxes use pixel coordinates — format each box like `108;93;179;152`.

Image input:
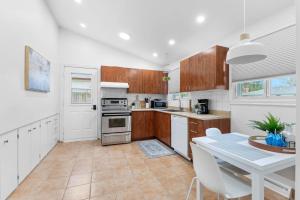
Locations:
137;139;175;158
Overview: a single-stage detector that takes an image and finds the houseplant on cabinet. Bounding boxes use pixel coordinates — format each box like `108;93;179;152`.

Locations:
249;113;286;147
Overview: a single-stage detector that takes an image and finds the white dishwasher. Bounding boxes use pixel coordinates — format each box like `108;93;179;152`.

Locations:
171;115;190;160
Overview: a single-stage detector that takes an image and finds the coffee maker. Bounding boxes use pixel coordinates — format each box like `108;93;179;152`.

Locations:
197;99;209;114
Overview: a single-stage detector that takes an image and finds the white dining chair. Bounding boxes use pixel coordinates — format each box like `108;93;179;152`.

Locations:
205;128;222;137
186;143;252;200
205;128;249;176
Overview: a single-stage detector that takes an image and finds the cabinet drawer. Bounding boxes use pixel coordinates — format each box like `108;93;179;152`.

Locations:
188;118;204;135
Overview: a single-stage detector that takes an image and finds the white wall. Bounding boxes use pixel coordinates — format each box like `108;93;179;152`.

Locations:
58;29;161;70
296;0;299;199
0;0;60;134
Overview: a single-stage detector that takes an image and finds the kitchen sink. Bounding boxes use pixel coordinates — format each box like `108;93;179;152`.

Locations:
163;109;184;112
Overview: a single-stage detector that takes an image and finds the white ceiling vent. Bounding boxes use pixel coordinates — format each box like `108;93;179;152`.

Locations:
232;25;296;82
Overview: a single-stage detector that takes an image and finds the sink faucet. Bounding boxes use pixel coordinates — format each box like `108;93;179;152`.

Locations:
179;98;183;111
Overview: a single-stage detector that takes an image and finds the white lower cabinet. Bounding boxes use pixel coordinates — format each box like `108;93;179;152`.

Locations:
18;122;41;182
0;130;18;200
0;114;59;200
41;115;59;159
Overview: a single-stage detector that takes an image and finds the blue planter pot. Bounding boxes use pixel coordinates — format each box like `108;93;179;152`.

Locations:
265;133;287;147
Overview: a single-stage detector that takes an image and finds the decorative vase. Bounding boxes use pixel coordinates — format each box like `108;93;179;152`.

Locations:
265;133;287;147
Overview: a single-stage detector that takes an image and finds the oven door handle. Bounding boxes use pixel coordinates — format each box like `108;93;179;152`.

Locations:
102;113;131;117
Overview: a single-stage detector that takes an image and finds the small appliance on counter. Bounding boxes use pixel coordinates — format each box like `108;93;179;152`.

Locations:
150;99;167;109
195;99;209;114
101;98;131;145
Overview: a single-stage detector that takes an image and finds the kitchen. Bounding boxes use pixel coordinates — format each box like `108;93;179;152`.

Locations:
0;0;298;200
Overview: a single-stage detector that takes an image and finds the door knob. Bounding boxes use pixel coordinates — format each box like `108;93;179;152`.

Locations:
92;105;97;110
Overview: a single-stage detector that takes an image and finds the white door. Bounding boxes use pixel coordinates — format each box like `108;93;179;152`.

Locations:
64;67;98;141
0;130;18;200
18;125;32;182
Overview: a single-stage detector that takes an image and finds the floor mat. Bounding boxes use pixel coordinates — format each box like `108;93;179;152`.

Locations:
137;139;175;158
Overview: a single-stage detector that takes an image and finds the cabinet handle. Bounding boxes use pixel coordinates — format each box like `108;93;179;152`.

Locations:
28;129;32;133
190;122;198;125
3;140;8;144
32;127;36;130
190;130;198;133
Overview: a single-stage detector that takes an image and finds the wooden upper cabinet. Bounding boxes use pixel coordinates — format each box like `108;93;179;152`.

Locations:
101;66;167;94
128;68;143;93
180;45;229;92
180;58;190;92
101;66;128;82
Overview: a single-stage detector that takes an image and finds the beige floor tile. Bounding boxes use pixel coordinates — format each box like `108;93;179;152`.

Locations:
68;173;92;187
39;176;69;191
9;140;288;200
92;170;114;182
63;184;90;200
90;180;117;197
90;194;116;200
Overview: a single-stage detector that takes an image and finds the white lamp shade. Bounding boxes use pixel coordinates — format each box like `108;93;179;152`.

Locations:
226;41;267;65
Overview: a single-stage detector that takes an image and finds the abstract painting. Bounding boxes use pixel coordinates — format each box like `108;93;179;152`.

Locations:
25;46;50;92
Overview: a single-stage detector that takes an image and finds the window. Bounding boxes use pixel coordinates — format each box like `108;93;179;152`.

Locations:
235;74;296;99
270;75;296;97
236;80;265;97
71;77;92;104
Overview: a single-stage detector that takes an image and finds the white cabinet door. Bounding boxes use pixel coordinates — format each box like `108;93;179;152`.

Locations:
40;119;48;159
53;115;59;144
0;131;18;200
18;125;32;182
31;122;41;169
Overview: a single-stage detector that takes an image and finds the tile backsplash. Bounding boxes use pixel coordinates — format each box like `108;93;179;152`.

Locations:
168;90;230;111
100;88;166;106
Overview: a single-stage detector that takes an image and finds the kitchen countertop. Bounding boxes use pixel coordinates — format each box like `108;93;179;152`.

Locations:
131;108;230;120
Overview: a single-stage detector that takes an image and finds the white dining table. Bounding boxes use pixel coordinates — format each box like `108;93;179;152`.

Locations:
192;132;295;200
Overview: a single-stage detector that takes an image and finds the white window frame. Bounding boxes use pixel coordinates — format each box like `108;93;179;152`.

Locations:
267;74;296;99
231;74;296;106
234;78;267;99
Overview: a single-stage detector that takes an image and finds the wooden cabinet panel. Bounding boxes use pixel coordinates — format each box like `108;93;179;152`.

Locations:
131;111;155;141
101;66;128;82
179;45;229;92
131;112;145;141
180;58;190;92
144;111;155;138
154;112;171;146
188;118;230;159
128;68;143;93
215;46;229;90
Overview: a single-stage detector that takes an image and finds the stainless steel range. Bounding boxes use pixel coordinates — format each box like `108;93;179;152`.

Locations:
101;98;131;145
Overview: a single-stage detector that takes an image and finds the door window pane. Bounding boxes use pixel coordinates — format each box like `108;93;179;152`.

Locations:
71;77;92;104
270;75;296;96
236;80;265;97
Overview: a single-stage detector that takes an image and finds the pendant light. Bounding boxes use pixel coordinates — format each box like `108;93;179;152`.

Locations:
226;0;267;65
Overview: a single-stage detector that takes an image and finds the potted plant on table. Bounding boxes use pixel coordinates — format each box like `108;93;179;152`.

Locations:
249;113;286;147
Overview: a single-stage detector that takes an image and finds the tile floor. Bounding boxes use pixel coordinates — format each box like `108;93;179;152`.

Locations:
9;140;287;200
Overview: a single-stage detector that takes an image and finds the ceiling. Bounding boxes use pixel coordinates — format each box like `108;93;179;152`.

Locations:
45;0;294;66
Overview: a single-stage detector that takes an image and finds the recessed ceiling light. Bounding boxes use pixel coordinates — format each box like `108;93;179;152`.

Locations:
168;39;176;46
153;52;158;57
119;32;130;40
74;0;82;4
80;23;86;28
196;15;206;24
